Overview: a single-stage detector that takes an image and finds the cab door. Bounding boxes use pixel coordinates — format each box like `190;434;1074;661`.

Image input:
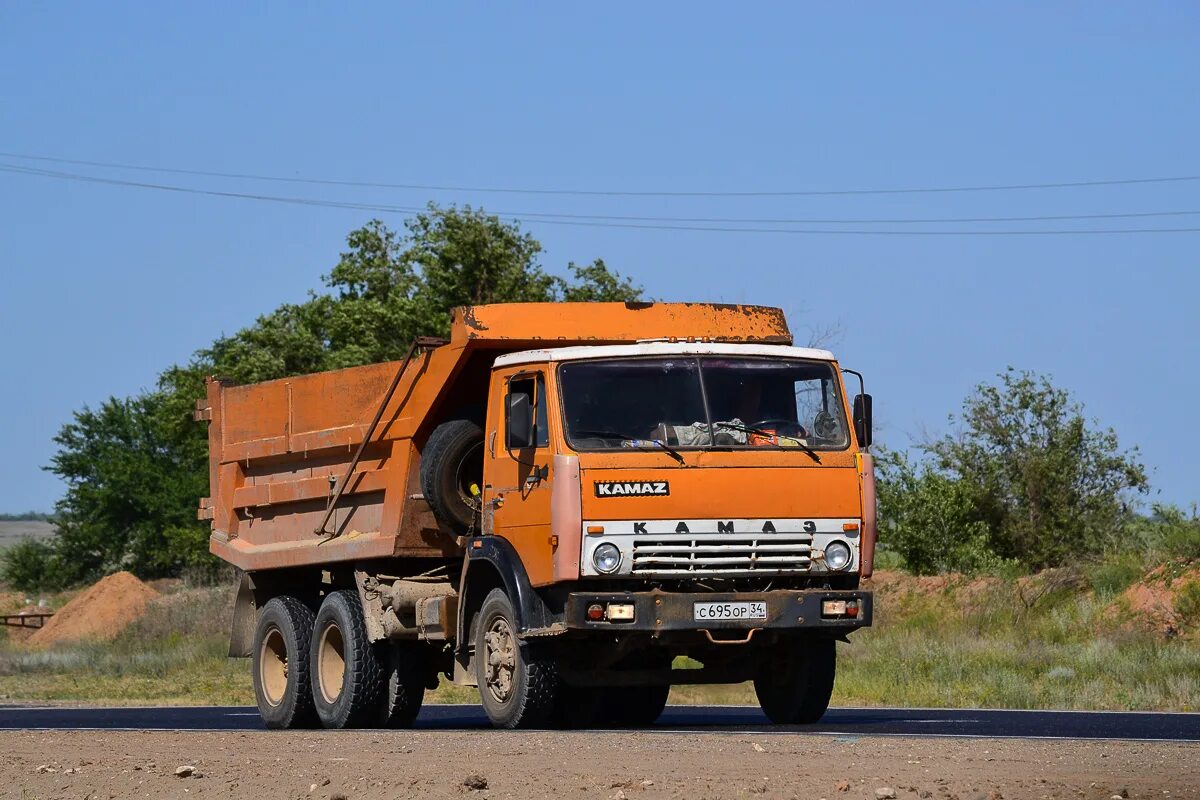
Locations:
482;366;556;586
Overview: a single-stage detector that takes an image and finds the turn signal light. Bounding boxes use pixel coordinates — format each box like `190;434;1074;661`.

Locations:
846;602;860;618
822;600;847;617
586;603;605;621
606;603;635;622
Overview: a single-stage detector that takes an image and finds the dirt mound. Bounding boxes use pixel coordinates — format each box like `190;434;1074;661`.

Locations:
1108;563;1200;638
28;572;159;647
867;570;1001;601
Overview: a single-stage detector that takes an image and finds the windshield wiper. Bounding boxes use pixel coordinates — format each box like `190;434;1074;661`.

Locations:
714;422;821;463
627;439;686;466
573;429;686;465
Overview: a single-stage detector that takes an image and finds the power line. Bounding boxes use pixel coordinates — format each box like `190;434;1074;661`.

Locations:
3;149;1200;198
396;206;1200;226
6;161;1197;226
4;162;1200;236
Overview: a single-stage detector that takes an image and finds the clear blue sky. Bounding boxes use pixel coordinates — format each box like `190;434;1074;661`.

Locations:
1;3;1197;512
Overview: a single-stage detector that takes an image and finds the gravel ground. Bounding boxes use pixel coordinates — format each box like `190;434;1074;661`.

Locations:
1;729;1196;800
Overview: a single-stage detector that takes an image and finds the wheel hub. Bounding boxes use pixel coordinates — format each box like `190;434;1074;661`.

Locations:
259;627;289;707
317;622;346;705
483;617;516;703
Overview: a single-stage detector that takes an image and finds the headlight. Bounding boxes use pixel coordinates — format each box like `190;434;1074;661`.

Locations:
592;543;622;574
824;540;852;571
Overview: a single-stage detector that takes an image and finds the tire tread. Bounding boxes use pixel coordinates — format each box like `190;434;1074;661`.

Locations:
311;590;387;729
253;595;318;730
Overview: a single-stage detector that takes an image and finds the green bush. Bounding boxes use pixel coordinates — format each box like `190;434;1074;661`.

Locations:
1176;581;1200;624
1147;505;1200;560
1086;553;1145;598
0;539;68;593
876;450;1013;575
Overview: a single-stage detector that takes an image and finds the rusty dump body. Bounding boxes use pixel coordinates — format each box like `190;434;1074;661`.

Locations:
199;301;877;730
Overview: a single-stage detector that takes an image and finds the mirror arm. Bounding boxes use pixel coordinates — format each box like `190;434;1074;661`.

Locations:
842;368;866;398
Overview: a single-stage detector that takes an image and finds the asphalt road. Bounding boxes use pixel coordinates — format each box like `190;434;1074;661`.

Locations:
1;704;1197;741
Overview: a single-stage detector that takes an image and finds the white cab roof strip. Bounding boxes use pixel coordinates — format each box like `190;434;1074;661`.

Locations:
493;341;837;369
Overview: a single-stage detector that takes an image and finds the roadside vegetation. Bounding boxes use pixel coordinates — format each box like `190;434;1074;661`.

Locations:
3;555;1198;709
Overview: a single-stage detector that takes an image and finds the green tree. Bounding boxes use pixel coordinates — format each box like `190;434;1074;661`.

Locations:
41;380;209;586
879;369;1148;573
204;207;641;383
13;206;642;589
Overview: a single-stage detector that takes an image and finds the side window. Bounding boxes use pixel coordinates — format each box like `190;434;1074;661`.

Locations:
505;373;550;450
534;374;550;448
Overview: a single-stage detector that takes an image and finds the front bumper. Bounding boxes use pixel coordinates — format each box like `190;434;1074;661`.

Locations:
564;589;872;634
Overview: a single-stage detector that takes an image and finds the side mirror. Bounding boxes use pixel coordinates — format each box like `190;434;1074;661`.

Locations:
853;393;873;449
506;392;534;450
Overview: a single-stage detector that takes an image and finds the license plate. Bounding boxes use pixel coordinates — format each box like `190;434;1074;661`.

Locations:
693;601;767;621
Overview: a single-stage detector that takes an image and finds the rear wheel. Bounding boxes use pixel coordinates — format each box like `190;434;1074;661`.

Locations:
252;596;318;730
754;638;836;724
378;641;427;728
310;590;387;729
475;588;559;729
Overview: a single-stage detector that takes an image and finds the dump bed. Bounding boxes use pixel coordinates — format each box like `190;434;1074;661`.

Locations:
197;302;792;572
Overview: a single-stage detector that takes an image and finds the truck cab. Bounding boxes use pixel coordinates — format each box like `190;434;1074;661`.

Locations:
484;341;868;588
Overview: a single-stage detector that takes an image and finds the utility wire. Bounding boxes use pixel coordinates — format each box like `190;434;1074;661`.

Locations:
12;161;1196;226
4;162;1200;236
3;149;1200;198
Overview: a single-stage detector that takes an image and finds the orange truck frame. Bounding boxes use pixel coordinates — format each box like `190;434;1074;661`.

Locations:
198;302;876;730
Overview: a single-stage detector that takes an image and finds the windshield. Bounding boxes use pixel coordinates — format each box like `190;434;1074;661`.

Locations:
559;356;850;451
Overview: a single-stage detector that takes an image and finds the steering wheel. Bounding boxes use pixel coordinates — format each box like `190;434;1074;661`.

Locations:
812;411;840;440
748;418;808;437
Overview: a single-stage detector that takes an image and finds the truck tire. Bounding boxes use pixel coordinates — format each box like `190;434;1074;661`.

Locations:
310;590;387;729
475;588;559;729
554;683;604;729
252;596;319;730
378;641;427;728
601;684;670;727
420;419;485;536
753;638;837;724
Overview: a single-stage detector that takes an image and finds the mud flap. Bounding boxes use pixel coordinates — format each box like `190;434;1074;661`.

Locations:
228;573;257;658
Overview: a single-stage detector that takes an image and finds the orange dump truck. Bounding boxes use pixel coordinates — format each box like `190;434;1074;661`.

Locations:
198;302;876;730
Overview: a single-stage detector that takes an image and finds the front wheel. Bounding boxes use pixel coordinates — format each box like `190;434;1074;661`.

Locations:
475;588;559;729
754;638;836;724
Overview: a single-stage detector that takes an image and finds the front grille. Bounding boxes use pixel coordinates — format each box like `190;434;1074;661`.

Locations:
630;534;813;575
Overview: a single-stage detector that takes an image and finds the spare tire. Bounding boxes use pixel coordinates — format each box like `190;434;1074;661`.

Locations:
420;419;485;536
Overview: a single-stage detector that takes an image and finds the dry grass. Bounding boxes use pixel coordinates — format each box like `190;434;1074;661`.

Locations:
3;562;1199;710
